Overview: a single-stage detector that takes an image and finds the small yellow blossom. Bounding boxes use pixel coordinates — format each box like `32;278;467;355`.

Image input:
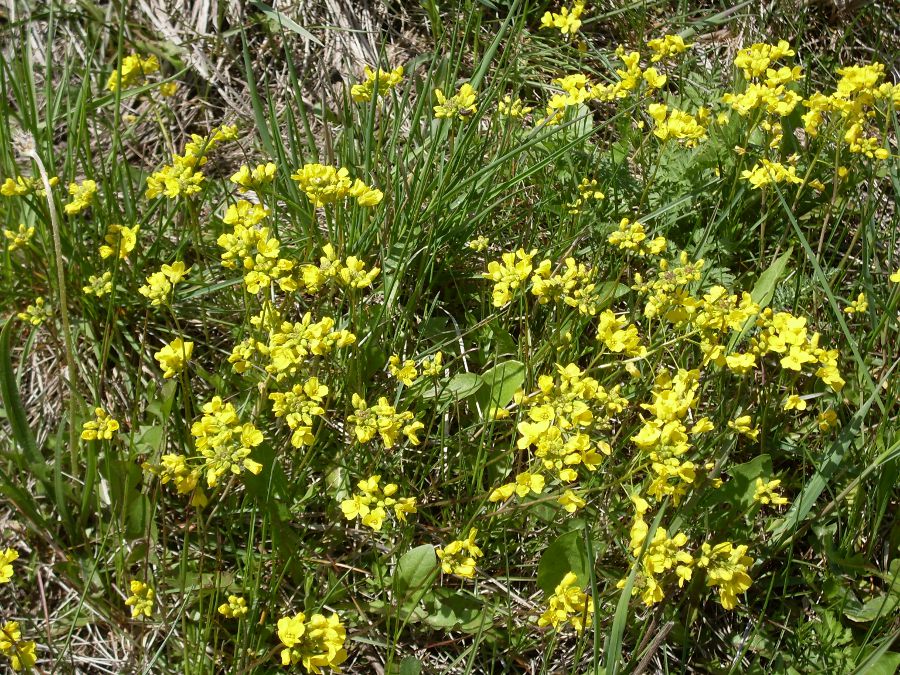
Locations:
64;179;97;215
106;53;159;92
537;571;593;632
99;224;139;260
843;292;867;314
753;477;788;506
278;611;348;672
466;235;490;252
83;271;113;297
783;394;807;411
125;580;154;617
818;409;839;432
81;407;119;441
218;595;249;618
728;415;759;441
437;528;483;579
0;622;37;671
154;337;194;378
434;83;477;120
540;1;586;37
17;297;53;326
351;65;404;102
3;225;35;252
0;549;18;584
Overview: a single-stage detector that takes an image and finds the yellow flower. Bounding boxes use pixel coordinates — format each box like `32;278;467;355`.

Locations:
81;407;119;441
340;475;417;531
64;179;97;215
0;622;37;671
83;271;113;297
3;225;35;252
388;355;418;386
540;1;586;36
218;595;249;618
433;83;478;120
139;261;191;306
17;297;53;326
818;409;839;432
436;528;483;579
753;477;788;506
351;65;404;102
231;162;277;192
696;541;753;609
159;81;178;97
106;53;159;92
0;548;18;583
497;95;533;119
843;292;867;314
890;270;900;283
466;235;490;252
783;394;807;411
191;396;264;487
558;489;586;513
647;34;692;62
98;224;139;259
154;338;194;378
125;580;154;617
278;612;347;672
728;415;759;441
537;571;593;632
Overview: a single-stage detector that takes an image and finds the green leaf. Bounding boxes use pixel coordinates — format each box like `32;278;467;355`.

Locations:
843;591;899;623
0;318;42;471
721;455;773;509
537;530;590;594
751;247;792;307
399;656;423;675
422;587;486;631
422;373;484;401
475;360;525;419
394;544;437;602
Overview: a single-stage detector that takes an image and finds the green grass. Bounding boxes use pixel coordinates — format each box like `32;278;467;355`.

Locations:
0;1;898;673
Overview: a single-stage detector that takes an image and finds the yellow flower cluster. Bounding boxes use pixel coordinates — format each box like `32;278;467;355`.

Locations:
566;177;605;214
81;407;119;441
499;364;622;509
277;611;347;672
3;225;34;251
98;223;139;260
291;163;383;208
229;306;356;381
802;62;897;159
16;296;52;326
83;271;113;297
647;103;708;146
138;261;191;306
753;477;788;506
607;218;667;256
154;337;193;378
144;453;206;508
124;580;154;617
537;572;593;632
740;158;803;190
106;53;159;92
217;595;248;619
696;541;754;609
190;396;264;488
497;95;532;119
64;179;97;215
217;200;297;294
531;257;604;315
216;595;250;619
145;124;238;199
340;475;417;531
844;291;868;314
0;175;57;197
433;83;478;120
0;548;17;584
437;528;483;579
631;369;704;503
230;162;277;192
269;377;328;447
351;65;404;102
347;394;423;448
540;1;585;36
646;34;692;62
483;248;536;307
0;622;37;671
597;309;647;357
